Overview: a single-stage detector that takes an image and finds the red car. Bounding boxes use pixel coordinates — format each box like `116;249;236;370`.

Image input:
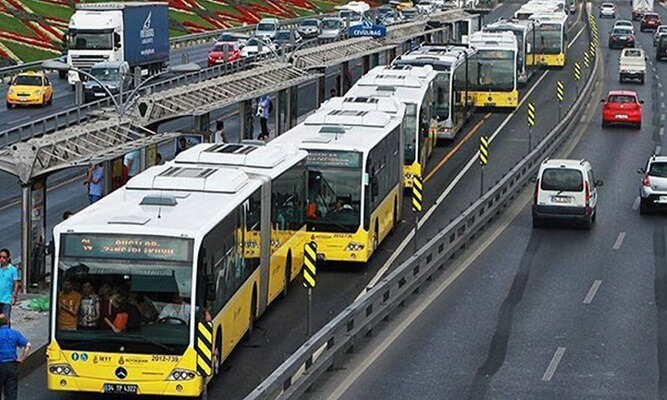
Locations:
207;42;242;67
601;90;643;129
641;12;662;32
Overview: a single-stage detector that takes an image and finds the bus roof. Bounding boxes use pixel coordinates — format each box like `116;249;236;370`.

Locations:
319;96;406;117
174;142;307;179
530;12;568;24
54;164;263;239
484;19;535;33
395;45;477;69
347;65;437;104
270;108;402;156
470;31;518;50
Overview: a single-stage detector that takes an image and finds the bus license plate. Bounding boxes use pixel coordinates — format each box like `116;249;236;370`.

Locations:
484;102;496;107
104;383;138;394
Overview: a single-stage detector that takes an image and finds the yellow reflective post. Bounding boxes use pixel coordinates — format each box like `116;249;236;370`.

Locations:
303;241;317;337
527;102;536;152
479;136;489;196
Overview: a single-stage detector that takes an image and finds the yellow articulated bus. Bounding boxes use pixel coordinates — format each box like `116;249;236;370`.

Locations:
467;31;520;109
271;105;404;263
484;19;538;86
393;44;478;141
346;64;443;187
48;147;308;397
530;12;568;67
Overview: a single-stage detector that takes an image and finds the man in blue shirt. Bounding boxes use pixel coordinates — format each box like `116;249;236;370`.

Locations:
257;95;273;140
123;150;141;180
84;163;104;204
0;249;18;325
0;313;31;400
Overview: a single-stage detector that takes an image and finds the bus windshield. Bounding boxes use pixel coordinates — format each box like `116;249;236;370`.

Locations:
54;234;194;355
306;151;363;233
470;50;516;91
536;24;563;54
404;103;418;164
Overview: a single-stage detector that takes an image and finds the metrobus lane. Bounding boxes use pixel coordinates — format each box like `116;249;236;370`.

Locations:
15;5;567;400
304;10;665;399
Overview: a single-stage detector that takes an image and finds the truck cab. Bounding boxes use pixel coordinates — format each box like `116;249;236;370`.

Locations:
66;3;169;88
83;61;132;102
619;48;646;83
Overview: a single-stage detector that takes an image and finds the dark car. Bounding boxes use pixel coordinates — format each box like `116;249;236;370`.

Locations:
641;12;662;32
657;34;667;60
608;27;635;49
273;30;302;50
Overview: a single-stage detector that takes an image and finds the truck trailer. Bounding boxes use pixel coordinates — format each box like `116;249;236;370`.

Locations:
632;0;654;20
66;2;169;87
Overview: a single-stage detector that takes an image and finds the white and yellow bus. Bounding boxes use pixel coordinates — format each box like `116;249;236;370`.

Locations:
530;12;568;67
467;31;520;109
393;44;478;140
271;106;403;263
48;145;308;397
484;19;538;85
346;64;443;187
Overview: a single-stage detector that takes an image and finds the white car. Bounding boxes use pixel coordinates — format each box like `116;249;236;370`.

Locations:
532;159;603;229
241;37;276;58
319;17;345;39
613;19;635;34
416;0;436;13
255;18;279;41
599;2;616;18
655;25;667;45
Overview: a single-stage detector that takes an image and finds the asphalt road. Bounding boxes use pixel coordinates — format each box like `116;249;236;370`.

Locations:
13;2;595;399
304;2;667;400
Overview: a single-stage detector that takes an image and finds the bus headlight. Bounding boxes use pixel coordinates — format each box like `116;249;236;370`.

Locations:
49;364;77;376
405;172;414;179
345;242;364;251
168;369;197;381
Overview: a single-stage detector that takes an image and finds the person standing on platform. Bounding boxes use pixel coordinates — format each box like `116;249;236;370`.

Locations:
257;95;273;140
123;149;141;182
214;120;228;143
0;313;31;400
84;163;103;204
0;249;18;327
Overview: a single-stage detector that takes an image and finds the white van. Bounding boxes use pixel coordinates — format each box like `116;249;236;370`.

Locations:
532;159;603;229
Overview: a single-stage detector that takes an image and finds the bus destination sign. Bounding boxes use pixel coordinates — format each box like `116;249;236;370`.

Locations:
62;234;193;262
307;151;362;168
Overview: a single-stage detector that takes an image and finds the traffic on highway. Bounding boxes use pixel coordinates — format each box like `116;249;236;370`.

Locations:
1;0;662;398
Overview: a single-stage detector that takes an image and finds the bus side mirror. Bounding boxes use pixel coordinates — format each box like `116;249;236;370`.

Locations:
206;280;216;301
371;179;379;197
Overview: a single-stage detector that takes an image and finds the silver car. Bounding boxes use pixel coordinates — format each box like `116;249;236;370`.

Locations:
639;155;667;214
599;2;616;18
319;17;345;40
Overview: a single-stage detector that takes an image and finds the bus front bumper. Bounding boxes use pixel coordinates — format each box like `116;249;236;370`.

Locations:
48;374;204;397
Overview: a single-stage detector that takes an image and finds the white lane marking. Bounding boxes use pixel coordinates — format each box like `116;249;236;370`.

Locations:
329;190;530;400
657;145;663;155
662;102;666;109
632;196;641;210
661;127;665;136
583;280;603;304
541;347;567;382
661;115;666;122
358;24;588;298
612;232;626;250
661;92;665;98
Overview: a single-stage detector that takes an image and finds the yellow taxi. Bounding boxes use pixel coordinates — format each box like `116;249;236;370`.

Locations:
391;0;414;10
6;71;53;108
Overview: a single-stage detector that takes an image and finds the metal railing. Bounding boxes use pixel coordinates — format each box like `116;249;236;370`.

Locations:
244;10;598;400
0;52;278;147
0;10;340;83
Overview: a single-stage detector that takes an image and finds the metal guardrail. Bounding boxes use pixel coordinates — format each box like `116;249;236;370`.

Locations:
0;10;341;83
244;11;598;400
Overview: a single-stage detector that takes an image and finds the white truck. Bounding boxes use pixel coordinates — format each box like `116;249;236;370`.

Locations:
632;0;654;20
619;48;646;83
66;2;170;87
